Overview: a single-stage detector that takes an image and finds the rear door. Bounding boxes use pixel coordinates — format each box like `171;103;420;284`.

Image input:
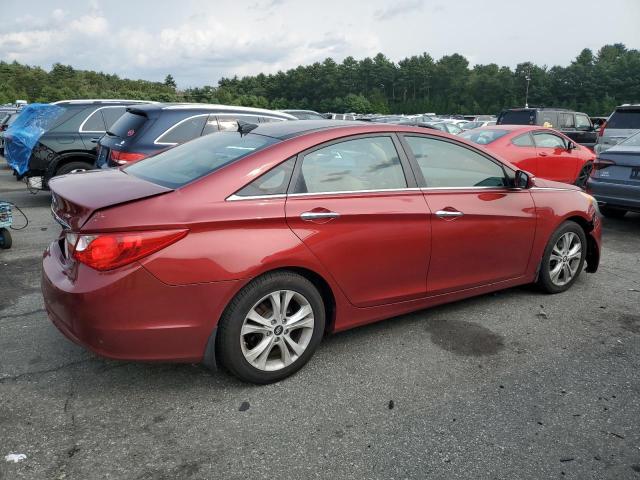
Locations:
559;112;578;143
533;131;580;183
285;134;431;307
400;134;536;294
574;113;596;147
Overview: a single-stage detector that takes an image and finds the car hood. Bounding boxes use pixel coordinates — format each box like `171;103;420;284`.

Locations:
532;177;580;191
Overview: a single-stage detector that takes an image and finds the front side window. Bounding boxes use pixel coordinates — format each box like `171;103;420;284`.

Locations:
404;136;507;188
81;109;106;132
560;113;575;128
294;136;407;193
127;131;279;188
156;115;207;144
575;114;591;130
534;132;566;149
235;157;295;197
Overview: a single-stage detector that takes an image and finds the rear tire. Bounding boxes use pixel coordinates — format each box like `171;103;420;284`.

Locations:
574;162;593;189
600;206;627;219
216;271;325;384
537;221;586;294
55;161;94;177
0;228;12;249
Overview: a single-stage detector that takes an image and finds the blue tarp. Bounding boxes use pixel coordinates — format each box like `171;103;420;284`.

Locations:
5;103;65;175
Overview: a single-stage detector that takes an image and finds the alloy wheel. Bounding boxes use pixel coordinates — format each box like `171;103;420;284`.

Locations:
548;232;582;286
240;290;315;371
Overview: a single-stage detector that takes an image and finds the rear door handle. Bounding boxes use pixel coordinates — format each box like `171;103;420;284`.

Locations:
300;211;340;221
538;152;548;157
435;210;464;218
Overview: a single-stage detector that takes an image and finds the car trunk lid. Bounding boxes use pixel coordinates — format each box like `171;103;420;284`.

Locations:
49;168;172;230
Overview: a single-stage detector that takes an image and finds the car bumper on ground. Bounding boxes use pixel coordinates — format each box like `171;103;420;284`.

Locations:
41;239;239;363
588;180;640;212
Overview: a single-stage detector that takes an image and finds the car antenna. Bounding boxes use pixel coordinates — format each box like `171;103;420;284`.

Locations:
237;120;258;137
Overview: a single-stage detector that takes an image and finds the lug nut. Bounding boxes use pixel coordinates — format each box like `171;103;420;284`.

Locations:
284;329;289;334
274;337;280;342
266;332;272;336
271;319;277;325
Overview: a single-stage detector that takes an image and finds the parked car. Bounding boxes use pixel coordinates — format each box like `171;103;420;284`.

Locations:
278;109;325;120
0;111;20;156
4;99;151;190
587;130;640;218
460;125;595;187
43;120;601;384
427;121;463;135
497;107;597;149
594;104;640;154
98;103;295;168
326;113;357;121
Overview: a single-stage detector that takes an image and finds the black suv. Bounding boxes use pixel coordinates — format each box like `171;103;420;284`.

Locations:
97;103;295;167
10;99;151;190
497;107;597;148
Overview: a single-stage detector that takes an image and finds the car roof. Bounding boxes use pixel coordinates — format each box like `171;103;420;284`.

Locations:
127;103;296;119
51;99;156;105
250;120;365;139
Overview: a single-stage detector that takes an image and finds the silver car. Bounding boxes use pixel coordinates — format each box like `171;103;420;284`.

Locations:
595;104;640;154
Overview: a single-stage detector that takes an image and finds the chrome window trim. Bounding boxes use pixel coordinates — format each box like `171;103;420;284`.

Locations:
226;188;423;201
530;187;574;192
420;186;509;191
78;106;127;133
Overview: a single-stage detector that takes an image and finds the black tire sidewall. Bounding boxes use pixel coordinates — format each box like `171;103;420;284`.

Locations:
538;221;587;294
56;161;94;176
0;228;11;249
217;272;325;384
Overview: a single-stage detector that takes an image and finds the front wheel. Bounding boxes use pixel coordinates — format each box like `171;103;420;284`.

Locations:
216;271;325;384
537;221;586;294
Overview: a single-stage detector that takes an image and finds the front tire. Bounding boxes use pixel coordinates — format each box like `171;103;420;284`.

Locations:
0;228;11;249
537;221;587;294
216;271;325;384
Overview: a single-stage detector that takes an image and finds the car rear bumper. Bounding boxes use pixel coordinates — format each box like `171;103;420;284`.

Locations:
587;179;640;212
42;239;239;362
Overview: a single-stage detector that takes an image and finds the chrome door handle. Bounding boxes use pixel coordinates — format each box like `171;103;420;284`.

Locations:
300;211;340;221
435;210;464;218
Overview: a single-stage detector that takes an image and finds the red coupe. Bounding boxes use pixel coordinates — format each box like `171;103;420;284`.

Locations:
42;121;601;383
460;125;595;187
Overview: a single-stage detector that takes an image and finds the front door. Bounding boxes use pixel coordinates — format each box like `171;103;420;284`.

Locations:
400;134;537;295
285;134;431;307
533;130;580;183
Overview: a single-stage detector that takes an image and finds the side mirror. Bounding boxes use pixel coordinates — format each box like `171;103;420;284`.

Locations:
514;170;532;189
567;141;577;150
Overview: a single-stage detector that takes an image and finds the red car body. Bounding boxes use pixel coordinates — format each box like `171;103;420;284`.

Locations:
42;122;601;366
461;125;595;184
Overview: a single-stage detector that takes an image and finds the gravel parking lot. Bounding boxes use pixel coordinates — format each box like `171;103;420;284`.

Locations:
1;161;639;480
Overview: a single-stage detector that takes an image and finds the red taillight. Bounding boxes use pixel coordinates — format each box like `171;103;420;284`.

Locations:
592;158;616;171
598;121;607;137
67;229;187;271
110;150;147;164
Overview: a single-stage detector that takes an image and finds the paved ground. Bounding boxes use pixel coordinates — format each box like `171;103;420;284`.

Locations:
0;162;639;480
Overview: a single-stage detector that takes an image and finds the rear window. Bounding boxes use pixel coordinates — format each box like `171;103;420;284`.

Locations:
608;109;640;129
108;111;148;138
498;110;535;125
125;132;279;188
460;129;509;145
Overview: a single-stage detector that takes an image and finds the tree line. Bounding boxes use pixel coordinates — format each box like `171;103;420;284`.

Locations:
0;44;637;116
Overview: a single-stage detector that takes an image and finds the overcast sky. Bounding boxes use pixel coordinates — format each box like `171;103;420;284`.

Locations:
0;0;638;87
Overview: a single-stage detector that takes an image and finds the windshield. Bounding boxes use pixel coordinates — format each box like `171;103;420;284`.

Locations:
608;109;640;129
461;129;510;145
126;131;280;188
498;110;535;125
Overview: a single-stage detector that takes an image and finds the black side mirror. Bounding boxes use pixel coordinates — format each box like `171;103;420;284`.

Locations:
514;170;532;189
567;141;577;150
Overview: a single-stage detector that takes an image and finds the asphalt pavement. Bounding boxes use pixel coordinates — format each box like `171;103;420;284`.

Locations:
1;162;639;479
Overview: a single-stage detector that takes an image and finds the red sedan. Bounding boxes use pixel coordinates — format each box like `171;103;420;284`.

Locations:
42;121;601;383
460;125;595;187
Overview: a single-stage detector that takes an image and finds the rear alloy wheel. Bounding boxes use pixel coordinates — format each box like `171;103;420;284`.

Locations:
574;162;593;189
56;161;94;176
216;272;325;384
599;206;627;219
537;221;586;293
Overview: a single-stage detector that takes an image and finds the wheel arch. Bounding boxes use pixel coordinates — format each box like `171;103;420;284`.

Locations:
47;151;97;178
562;214;599;274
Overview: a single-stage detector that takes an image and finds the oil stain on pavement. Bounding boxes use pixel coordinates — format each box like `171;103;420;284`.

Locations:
424;318;505;356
